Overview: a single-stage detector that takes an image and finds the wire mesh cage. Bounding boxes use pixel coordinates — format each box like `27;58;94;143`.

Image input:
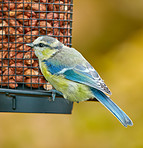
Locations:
0;0;73;89
0;0;73;113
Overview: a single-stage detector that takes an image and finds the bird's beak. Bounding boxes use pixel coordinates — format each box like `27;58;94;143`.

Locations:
26;43;34;48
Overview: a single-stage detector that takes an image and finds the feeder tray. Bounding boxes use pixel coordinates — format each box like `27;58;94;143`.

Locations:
0;0;73;114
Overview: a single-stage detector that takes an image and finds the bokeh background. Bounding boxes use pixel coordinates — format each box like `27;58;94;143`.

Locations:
0;0;143;147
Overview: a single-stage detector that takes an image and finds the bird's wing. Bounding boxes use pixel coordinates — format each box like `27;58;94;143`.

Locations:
42;59;111;95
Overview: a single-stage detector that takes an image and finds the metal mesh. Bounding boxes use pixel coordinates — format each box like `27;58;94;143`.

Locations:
0;0;73;90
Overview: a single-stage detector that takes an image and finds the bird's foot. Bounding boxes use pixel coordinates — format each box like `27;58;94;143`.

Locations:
48;89;63;101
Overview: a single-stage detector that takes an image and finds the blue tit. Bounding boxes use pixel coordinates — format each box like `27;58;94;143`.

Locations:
26;36;133;127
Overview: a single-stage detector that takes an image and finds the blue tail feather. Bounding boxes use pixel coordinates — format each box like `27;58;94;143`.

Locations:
91;88;133;127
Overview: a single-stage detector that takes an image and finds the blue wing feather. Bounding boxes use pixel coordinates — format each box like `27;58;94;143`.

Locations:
42;59;111;95
43;59;66;74
63;69;99;89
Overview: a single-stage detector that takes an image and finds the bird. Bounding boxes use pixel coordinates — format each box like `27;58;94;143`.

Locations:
26;36;133;127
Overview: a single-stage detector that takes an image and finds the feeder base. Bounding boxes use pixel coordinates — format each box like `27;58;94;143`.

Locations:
0;93;73;114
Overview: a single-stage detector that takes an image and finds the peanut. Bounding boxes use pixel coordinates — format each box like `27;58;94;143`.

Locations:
24;27;32;33
39;21;52;31
17;14;29;24
11;43;21;50
36;12;46;19
18;44;31;51
0;30;6;39
17;3;28;9
25;59;34;65
1;63;8;71
0;77;7;86
5;19;23;33
25;30;39;41
13;75;25;82
5;49;16;58
66;10;71;20
43;83;53;90
9;79;18;88
0;51;2;61
55;1;64;11
9;9;23;17
0;20;8;27
4;3;15;10
5;27;20;35
2;68;14;81
24;69;39;78
25;11;36;17
25;77;46;88
33;60;39;69
15;53;24;62
29;3;47;11
10;63;27;72
28;17;37;27
24;50;35;59
48;4;56;11
3;51;8;59
0;38;11;48
46;12;58;19
24;51;35;65
16;37;24;43
2;60;8;65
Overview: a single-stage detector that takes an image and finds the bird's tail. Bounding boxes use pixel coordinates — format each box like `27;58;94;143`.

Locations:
90;88;133;127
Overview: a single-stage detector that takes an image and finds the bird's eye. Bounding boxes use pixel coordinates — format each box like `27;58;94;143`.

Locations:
39;43;45;47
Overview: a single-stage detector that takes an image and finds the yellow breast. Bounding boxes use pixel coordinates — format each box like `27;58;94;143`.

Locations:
40;61;69;91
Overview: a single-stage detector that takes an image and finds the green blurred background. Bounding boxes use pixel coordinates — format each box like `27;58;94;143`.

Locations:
0;0;143;147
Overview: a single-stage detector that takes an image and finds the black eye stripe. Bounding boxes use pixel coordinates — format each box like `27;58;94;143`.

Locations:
34;43;45;47
34;43;53;49
39;43;44;47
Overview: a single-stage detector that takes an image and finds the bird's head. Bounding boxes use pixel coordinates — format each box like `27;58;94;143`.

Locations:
26;36;63;60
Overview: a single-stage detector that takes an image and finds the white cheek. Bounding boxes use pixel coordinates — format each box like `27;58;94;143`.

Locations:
34;50;38;57
34;47;45;57
35;50;43;58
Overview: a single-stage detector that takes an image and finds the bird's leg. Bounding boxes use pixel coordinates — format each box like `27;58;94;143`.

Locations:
52;92;56;101
49;89;63;101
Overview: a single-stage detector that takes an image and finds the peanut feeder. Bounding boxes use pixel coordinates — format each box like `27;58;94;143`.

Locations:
0;0;73;114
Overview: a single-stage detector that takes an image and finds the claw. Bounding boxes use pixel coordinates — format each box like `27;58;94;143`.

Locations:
48;89;63;101
52;92;56;101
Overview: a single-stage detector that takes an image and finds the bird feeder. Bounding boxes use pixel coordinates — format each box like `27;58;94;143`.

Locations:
0;0;73;114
